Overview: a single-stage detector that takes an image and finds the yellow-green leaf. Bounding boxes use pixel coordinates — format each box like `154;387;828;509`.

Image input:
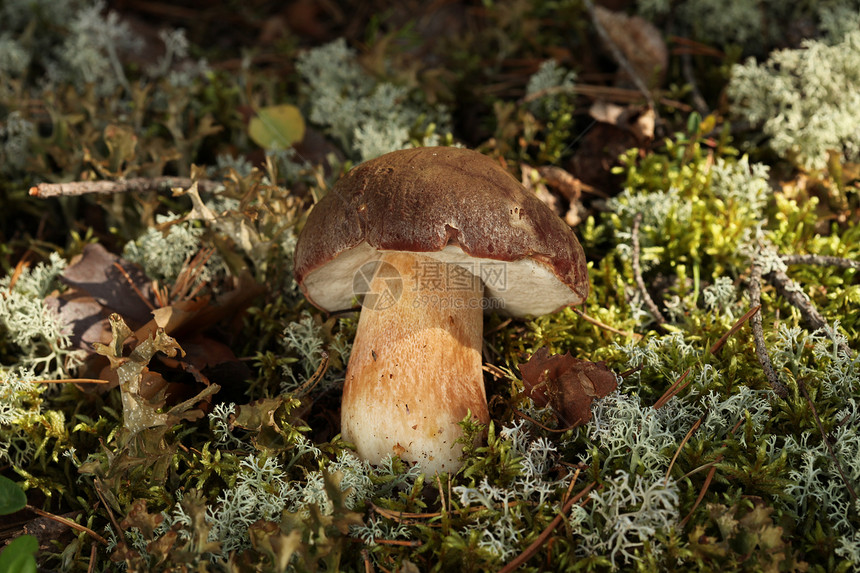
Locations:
249;104;305;150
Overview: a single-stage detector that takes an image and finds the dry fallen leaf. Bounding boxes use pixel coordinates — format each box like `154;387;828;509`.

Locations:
589;101;656;142
60;243;155;326
593;5;668;89
521;163;560;215
518;347;618;427
52;242;260;398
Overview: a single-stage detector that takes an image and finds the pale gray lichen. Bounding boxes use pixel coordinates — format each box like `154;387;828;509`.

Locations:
280;313;351;394
581;470;680;566
702;276;738;318
0;253;81;379
819;3;860;44
148;28;209;88
708;156;771;221
47;0;142;95
0;110;35;174
295;38;451;162
729;30;860;170
587;391;693;480
0;33;30;77
122;213;226;287
2;0;207;99
525;59;576;116
209;402;246;450
452;420;575;560
637;0;860;52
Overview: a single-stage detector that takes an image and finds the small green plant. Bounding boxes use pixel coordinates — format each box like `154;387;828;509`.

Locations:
0;476;37;573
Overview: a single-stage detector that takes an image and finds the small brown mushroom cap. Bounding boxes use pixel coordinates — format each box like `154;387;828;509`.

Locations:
294;146;589;315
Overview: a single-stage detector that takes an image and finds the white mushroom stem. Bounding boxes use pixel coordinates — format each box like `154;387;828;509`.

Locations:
341;251;489;474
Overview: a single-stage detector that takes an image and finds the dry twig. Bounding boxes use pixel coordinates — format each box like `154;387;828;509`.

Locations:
631;213;668;329
681;49;709;116
582;0;657;114
572;308;643;340
748;261;789;398
708;304;761;356
766;269;828;332
29;177;221;198
674;30;710;116
765;268;852;357
782;254;860;270
499;476;595;573
680;418;743;527
26;505;109;545
666;416;704;485
653;368;691;410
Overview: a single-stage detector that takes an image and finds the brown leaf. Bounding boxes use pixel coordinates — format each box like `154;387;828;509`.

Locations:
593;6;668;89
518;347;618;427
521;163;560;214
233;397;287;433
134;272;265;342
61;243;155;327
121;499;163;538
44;290;112;351
538;165;583;203
589;101;656;142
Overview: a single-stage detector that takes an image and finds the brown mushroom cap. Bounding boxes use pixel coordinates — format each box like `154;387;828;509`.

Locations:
294;146;589;316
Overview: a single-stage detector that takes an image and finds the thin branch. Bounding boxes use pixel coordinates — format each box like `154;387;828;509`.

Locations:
765;268;853;357
666;416;704;485
112;262;156;311
361;548;374;573
681;460;719;527
482;362;511;379
680;418;743;527
631;213;668;329
512;408;579;433
572;308;643;340
296;351;329;397
582;0;657;114
709;304;761;356
26;505;109;545
749;261;789;399
29;177;221;198
766;270;829;332
499;478;595;573
29;378;111;384
87;542;97;573
369;538;423;547
653;368;691;410
781;254;860;270
681;49;709;116
519;83;688;111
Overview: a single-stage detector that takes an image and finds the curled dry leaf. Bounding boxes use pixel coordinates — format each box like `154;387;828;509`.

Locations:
518;347;618;427
590;101;656;142
593;5;668;89
520;163;560;214
538;165;583;203
60;242;155;327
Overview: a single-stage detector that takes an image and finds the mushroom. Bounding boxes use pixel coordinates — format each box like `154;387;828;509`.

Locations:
294;147;588;474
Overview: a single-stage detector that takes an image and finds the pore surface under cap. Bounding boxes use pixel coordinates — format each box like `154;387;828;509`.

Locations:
294;146;589;316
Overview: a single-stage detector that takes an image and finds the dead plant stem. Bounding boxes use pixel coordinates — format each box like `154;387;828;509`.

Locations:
632;213;668;329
